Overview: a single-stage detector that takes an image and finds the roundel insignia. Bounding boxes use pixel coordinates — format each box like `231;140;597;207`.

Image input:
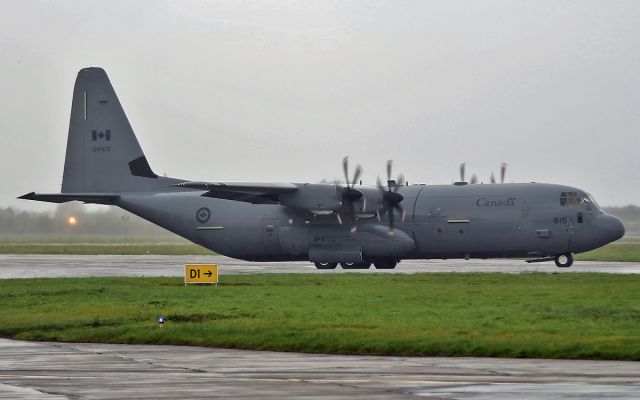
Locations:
196;207;211;223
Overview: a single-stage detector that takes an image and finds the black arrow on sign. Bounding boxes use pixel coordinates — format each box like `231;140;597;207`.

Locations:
204;270;212;277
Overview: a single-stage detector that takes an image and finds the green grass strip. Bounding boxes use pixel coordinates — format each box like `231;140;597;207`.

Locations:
1;273;639;360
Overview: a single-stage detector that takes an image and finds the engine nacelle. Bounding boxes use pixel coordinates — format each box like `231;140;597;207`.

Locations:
279;184;342;212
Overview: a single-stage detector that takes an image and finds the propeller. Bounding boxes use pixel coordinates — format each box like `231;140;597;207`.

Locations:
340;156;363;231
500;163;507;184
377;160;406;235
460;162;506;185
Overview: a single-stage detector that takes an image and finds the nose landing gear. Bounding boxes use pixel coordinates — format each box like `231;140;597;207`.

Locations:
554;253;573;268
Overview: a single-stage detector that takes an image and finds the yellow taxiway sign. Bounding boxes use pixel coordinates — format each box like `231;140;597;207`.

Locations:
185;264;218;285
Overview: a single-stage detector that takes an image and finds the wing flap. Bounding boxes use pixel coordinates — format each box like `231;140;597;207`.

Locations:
175;181;298;193
174;181;297;205
201;190;279;204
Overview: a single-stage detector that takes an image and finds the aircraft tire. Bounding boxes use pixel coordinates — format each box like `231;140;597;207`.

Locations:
314;262;338;270
554;253;573;268
374;259;397;269
340;262;371;269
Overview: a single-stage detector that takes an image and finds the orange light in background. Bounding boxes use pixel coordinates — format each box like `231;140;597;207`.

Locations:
68;216;77;226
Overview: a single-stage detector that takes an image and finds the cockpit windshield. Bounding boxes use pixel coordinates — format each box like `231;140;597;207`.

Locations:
586;193;600;209
560;191;599;209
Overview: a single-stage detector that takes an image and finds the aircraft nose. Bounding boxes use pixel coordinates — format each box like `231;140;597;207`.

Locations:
597;214;625;243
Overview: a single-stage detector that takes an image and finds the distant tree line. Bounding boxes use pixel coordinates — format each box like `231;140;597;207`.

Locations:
0;203;176;242
603;205;640;235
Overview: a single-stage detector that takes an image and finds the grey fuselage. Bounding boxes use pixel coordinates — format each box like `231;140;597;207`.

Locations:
116;181;624;262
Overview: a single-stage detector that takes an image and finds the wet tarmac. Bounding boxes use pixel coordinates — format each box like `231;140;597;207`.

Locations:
1;339;639;399
1;254;640;279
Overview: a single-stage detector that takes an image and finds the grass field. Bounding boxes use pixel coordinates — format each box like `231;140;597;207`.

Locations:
1;240;640;261
1;273;639;360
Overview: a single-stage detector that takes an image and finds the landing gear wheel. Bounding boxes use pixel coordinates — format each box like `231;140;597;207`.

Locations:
554;253;573;268
314;262;337;270
374;259;398;269
340;261;371;269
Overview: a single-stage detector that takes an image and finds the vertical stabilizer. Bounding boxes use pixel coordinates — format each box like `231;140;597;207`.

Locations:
61;67;170;193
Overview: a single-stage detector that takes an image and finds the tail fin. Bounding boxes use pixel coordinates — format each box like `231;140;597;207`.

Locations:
61;67;169;193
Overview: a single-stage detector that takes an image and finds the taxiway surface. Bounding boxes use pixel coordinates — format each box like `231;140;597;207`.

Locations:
1;339;639;400
1;254;640;278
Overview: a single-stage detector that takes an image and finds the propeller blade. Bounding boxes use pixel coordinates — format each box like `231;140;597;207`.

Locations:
342;156;350;187
376;176;385;193
500;163;507;184
490;171;496;184
397;204;406;222
459;163;466;182
470;174;478;184
388;206;395;234
396;174;405;188
352;164;363;188
386;160;393;182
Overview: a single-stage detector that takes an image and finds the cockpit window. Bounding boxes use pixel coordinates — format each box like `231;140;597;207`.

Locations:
560;192;593;207
586;193;600;209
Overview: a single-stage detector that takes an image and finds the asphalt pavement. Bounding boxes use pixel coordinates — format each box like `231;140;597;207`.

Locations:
1;339;639;399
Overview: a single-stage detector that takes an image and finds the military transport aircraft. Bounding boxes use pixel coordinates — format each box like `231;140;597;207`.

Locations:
20;68;625;269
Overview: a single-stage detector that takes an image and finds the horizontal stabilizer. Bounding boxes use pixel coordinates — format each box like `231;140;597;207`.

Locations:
18;192;119;205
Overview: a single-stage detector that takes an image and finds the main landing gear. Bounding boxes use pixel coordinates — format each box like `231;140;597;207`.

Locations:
554;253;573;268
314;262;337;270
340;261;371;269
373;259;397;269
314;259;398;270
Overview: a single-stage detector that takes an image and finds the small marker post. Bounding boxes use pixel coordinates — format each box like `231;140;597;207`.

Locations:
157;316;166;328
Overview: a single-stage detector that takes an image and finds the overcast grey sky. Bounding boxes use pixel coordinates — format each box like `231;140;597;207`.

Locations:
1;0;639;211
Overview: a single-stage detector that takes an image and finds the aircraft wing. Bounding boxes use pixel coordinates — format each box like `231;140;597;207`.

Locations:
175;181;298;205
